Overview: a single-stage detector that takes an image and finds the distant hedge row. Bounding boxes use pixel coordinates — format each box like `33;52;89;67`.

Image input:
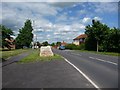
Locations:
65;43;85;50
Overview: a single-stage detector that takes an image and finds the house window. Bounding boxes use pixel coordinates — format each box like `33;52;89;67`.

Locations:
80;39;83;42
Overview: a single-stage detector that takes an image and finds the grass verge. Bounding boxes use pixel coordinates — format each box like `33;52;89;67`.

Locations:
18;50;62;63
76;50;119;56
1;49;30;59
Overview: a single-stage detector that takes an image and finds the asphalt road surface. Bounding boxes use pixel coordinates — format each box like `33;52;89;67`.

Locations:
2;53;95;88
2;49;118;89
53;49;118;89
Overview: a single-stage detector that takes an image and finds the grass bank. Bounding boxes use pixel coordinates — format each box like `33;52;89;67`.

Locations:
18;50;62;63
1;49;30;59
76;50;119;56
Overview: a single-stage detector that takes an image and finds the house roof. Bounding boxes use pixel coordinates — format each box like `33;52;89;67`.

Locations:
73;34;87;40
5;37;15;43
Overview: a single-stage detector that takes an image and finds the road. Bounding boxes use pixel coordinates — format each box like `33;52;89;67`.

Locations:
2;48;118;89
53;49;118;89
2;51;96;88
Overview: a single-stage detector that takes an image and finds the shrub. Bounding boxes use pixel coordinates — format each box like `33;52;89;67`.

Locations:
65;43;85;50
79;43;85;50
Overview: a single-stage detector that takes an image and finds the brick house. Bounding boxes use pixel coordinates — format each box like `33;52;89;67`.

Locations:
73;34;87;45
61;41;67;46
5;37;15;49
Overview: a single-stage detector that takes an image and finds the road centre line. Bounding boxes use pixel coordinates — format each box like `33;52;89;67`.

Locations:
89;57;117;65
62;56;100;90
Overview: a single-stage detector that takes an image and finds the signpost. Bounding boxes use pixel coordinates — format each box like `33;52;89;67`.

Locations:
40;46;54;57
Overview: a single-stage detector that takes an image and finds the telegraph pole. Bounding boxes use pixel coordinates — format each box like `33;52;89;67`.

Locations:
33;20;38;49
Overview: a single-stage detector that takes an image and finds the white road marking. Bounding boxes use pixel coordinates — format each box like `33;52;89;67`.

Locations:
89;57;117;65
62;56;101;90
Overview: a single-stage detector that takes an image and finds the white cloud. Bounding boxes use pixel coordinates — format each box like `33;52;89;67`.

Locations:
34;28;44;32
1;2;118;43
53;32;61;35
2;2;59;24
71;23;85;30
94;2;118;13
82;17;91;23
79;10;86;15
56;12;68;22
93;16;102;21
53;23;85;37
47;34;50;37
26;3;59;16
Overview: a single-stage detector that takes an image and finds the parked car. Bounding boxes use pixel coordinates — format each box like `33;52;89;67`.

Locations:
59;45;65;50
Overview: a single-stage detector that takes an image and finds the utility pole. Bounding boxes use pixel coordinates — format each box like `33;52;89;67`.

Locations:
33;20;38;49
33;20;37;42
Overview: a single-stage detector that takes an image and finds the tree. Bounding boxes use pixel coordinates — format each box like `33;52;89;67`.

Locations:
56;42;61;46
51;43;55;46
85;20;109;52
102;27;120;52
42;41;49;46
36;42;41;48
15;19;33;48
0;25;14;50
85;20;119;52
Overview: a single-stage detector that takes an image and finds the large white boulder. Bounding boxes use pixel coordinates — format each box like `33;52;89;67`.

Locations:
40;46;54;57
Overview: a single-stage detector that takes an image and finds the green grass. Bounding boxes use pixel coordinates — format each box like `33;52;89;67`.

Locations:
1;49;30;59
76;50;119;56
18;50;62;63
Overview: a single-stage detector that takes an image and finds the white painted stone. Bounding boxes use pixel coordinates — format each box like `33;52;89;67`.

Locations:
40;46;54;57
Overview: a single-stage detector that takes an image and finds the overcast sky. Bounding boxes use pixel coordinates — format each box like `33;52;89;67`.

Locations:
1;1;118;43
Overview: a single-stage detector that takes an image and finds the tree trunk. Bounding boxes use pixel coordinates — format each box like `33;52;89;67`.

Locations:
97;41;99;52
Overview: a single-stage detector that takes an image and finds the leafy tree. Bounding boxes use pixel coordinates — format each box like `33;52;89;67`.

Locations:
51;43;55;46
36;42;41;48
56;42;61;46
0;25;14;50
102;27;120;52
85;36;97;51
15;19;33;48
85;20;119;52
42;41;49;46
85;20;109;52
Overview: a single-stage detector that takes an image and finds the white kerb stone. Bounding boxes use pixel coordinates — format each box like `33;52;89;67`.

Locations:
40;46;54;57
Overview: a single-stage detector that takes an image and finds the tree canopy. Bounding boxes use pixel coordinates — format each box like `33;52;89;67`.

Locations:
56;42;61;46
0;25;14;50
15;19;33;48
85;20;120;52
42;41;49;46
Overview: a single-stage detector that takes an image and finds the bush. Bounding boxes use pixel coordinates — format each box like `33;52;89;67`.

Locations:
65;44;75;50
65;43;85;50
85;37;97;51
79;43;85;50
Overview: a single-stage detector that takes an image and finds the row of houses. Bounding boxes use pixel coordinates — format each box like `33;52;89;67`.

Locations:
60;34;87;46
3;33;87;49
54;34;87;48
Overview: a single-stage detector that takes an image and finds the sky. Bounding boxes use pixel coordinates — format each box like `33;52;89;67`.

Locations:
0;1;119;44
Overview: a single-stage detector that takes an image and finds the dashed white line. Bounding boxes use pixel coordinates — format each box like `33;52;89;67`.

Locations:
62;56;101;90
89;57;117;65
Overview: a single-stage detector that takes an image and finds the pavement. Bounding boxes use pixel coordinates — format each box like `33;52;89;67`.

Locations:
2;49;119;89
2;51;32;67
